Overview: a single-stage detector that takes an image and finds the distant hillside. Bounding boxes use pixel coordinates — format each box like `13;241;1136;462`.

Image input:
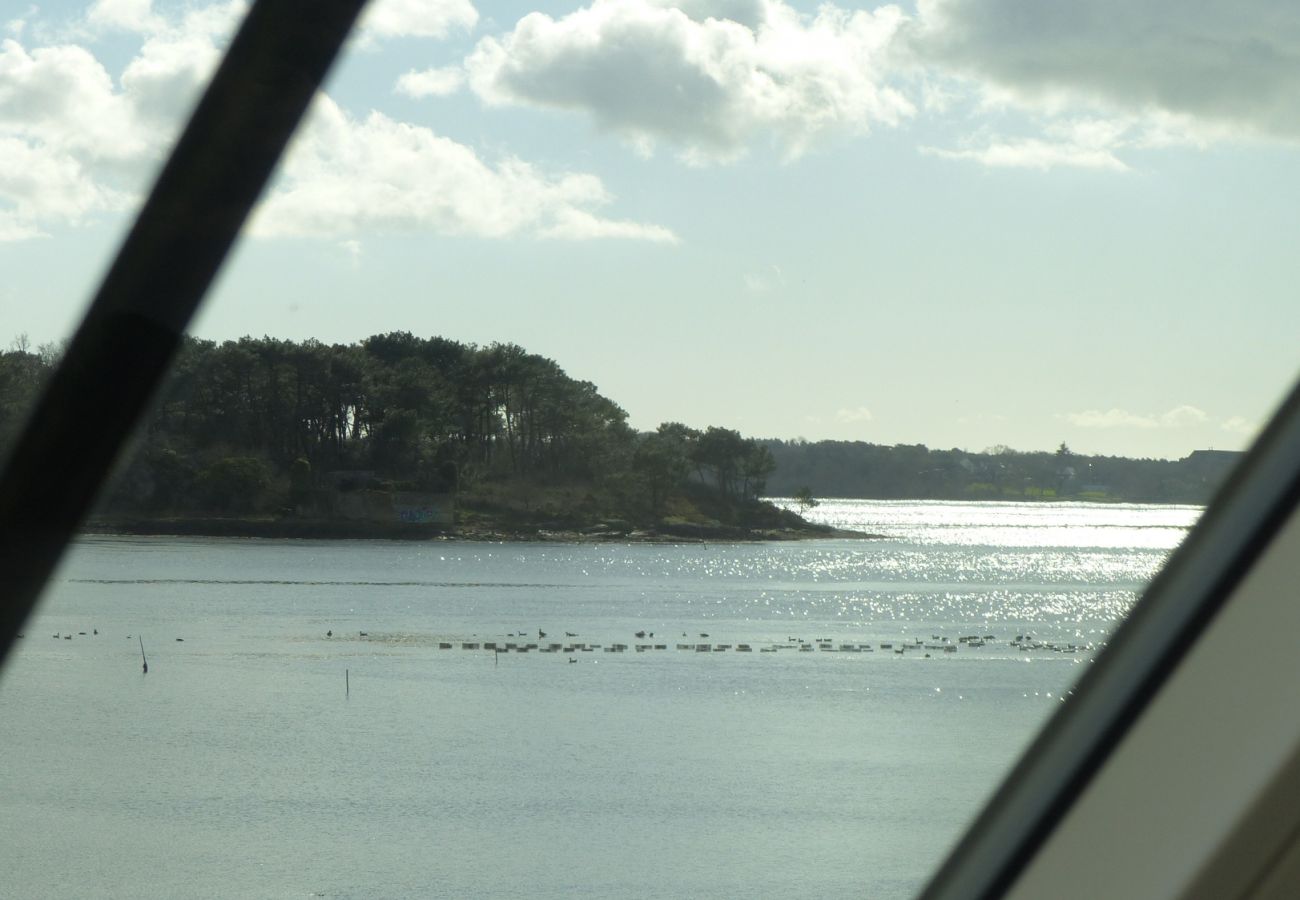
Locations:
763;441;1242;505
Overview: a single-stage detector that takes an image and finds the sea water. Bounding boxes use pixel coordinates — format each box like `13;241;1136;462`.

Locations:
0;500;1198;898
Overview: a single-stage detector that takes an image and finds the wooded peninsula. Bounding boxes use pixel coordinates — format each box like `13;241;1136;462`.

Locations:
0;334;1238;540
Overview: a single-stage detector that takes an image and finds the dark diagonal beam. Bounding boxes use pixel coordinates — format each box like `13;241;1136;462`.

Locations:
0;0;369;668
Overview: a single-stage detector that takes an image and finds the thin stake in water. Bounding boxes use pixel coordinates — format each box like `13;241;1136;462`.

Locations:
139;635;148;674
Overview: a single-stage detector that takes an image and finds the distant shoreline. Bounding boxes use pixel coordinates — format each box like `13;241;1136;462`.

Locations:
80;517;881;543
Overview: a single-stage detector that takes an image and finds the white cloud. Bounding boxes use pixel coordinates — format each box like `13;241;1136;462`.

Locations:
1065;409;1158;429
923;135;1127;172
538;207;678;243
358;0;478;44
1220;416;1257;436
460;0;1300;169
1;2;671;245
465;0;913;162
911;0;1300;143
0;39;146;161
0;217;42;241
0;2;248;238
923;117;1133;171
88;0;166;33
1160;405;1209;427
249;96;678;244
0;135;128;225
922;99;1252;172
835;405;874;424
670;1;768;31
395;66;465;98
1063;405;1209;430
6;6;38;38
0;38;148;238
119;2;245;128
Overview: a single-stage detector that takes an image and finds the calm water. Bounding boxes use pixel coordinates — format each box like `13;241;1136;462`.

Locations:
0;500;1199;899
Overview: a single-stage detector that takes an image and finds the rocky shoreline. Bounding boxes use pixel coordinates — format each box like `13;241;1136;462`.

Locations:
80;516;879;542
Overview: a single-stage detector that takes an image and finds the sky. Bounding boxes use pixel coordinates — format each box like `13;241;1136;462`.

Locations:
2;0;1298;460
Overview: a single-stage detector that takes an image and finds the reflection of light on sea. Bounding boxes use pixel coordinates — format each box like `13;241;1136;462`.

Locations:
570;547;1166;589
770;498;1202;550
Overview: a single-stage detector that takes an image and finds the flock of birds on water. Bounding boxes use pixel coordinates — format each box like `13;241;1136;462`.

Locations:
20;628;1096;667
345;628;1097;660
34;631;183;642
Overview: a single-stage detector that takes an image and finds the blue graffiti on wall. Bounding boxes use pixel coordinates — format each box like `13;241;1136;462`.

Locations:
397;506;444;524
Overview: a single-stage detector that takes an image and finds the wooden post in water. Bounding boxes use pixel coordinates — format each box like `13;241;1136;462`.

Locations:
139;635;148;674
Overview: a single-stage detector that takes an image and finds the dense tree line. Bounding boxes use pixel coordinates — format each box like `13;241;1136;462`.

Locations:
4;334;1233;518
763;440;1240;505
0;334;776;520
0;348;46;455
